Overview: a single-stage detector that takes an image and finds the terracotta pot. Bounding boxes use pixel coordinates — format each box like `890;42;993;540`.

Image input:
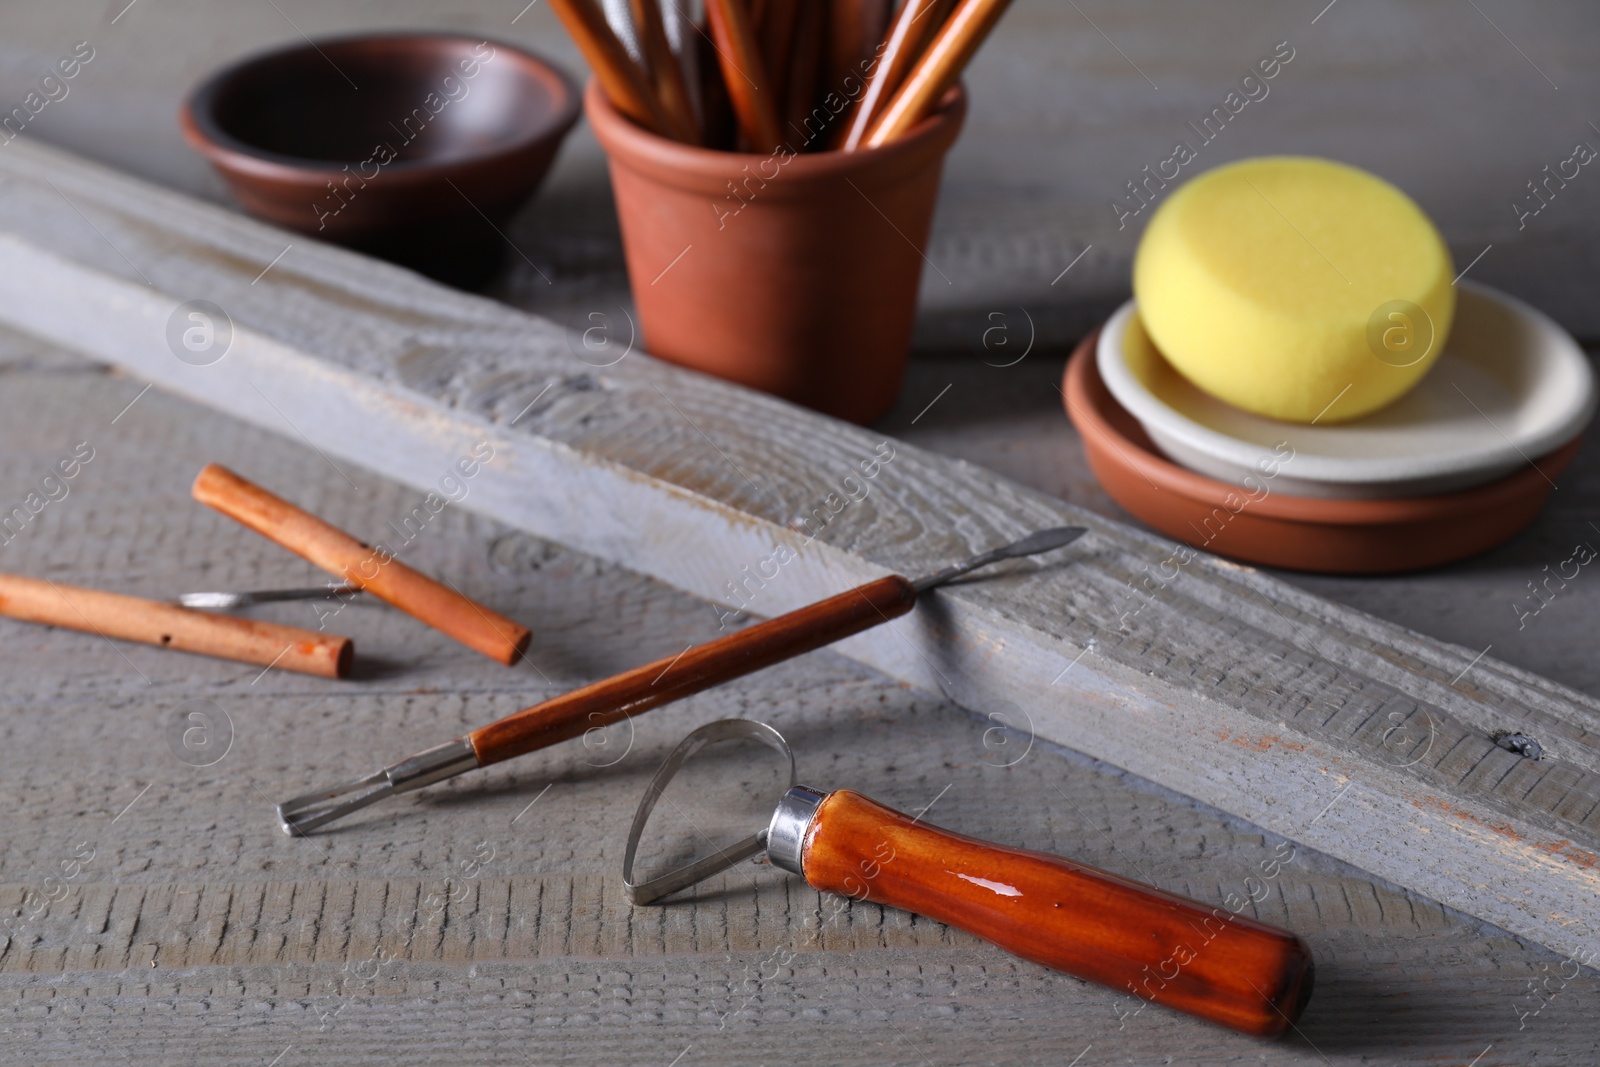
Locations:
586;81;966;425
181;33;580;288
1063;329;1580;575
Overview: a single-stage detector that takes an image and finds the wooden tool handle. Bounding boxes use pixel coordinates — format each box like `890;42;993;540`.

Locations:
781;0;825;137
470;575;916;764
192;465;531;666
837;0;954;150
551;0;676;138
0;574;351;678
705;0;784;150
629;0;701;143
757;0;802;105
862;0;1010;148
824;0;892;99
801;790;1314;1037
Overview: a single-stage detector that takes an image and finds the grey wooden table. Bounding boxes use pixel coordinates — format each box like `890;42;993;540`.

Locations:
2;2;1598;1065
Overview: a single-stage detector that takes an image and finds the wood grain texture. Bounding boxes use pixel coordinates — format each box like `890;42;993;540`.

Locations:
0;135;1597;973
0;3;1596;1059
800;788;1315;1036
471;575;915;764
880;349;1600;697
0;343;1596;1067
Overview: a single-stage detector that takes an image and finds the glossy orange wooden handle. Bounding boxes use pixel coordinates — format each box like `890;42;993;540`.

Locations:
470;575;916;765
801;790;1314;1037
705;0;783;150
550;0;675;138
863;0;1010;148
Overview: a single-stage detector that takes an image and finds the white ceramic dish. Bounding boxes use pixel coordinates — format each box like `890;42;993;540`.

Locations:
1096;281;1596;499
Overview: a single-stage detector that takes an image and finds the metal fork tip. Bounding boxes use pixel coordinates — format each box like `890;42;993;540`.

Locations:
276;769;391;836
177;592;242;610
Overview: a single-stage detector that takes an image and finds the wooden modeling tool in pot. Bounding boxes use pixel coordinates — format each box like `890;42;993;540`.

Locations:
549;0;679;138
837;0;956;150
861;0;1012;148
623;719;1315;1038
192;465;531;665
276;525;1086;834
705;0;783;150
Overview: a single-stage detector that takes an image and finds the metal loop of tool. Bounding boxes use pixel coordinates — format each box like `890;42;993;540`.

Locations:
622;718;795;906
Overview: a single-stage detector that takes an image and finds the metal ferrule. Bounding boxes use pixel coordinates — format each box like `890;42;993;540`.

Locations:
386;738;479;794
766;785;827;876
276;737;480;835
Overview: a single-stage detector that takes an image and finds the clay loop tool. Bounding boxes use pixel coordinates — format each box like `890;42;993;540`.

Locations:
276;524;1086;835
625;717;1316;1038
622;718;795;905
177;583;362;611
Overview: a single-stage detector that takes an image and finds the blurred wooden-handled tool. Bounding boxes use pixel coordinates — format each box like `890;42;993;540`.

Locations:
623;719;1315;1038
276;525;1086;834
600;0;645;62
657;0;703;129
0;573;352;678
757;0;802;112
704;0;783;150
862;0;1012;149
837;0;955;150
192;464;531;666
825;0;892;101
782;0;825;138
550;0;676;137
631;0;702;143
698;29;737;150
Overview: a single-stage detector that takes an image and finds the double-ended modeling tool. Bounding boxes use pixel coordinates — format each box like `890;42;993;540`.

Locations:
192;465;530;665
623;719;1315;1038
277;525;1086;834
0;573;353;678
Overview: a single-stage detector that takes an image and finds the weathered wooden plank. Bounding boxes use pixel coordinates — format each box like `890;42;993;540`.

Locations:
876;348;1600;714
0;350;1593;1066
0;134;1597;979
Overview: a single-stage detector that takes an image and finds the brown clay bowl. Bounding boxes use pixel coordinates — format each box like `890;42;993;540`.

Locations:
181;33;579;287
1063;328;1580;574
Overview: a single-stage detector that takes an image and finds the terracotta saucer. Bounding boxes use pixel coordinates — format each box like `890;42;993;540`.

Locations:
1095;284;1596;499
1062;328;1581;574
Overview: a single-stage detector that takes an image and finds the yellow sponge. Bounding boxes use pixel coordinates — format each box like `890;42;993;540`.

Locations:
1133;157;1455;424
